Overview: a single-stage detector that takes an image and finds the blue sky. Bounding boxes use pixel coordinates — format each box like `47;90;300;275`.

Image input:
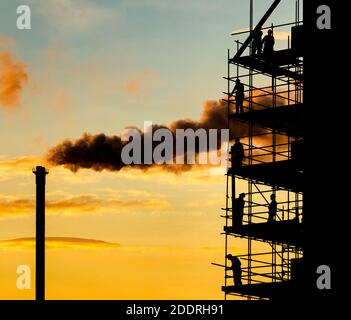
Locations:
0;0;300;159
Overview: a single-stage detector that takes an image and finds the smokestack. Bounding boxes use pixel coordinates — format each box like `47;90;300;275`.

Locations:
33;166;48;301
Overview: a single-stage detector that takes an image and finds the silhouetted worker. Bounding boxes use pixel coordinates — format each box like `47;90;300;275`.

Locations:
226;254;242;286
262;29;275;59
232;193;245;229
231;79;244;114
252;27;263;56
268;194;277;223
231;137;245;168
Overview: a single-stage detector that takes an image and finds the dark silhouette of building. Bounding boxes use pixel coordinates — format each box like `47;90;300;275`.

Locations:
226;254;242;286
291;139;304;166
231;79;245;114
231;138;245;168
33;166;48;301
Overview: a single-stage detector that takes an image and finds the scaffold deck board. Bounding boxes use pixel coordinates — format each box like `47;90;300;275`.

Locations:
231;49;303;81
228;160;303;192
224;219;302;247
222;280;294;299
229;103;304;137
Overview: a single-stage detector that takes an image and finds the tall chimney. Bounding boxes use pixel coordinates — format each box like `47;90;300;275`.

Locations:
33;166;48;301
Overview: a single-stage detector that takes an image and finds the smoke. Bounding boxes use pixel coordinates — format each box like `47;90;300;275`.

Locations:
47;92;288;173
0;50;28;110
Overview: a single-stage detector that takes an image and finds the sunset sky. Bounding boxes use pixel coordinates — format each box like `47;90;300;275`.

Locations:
0;0;298;299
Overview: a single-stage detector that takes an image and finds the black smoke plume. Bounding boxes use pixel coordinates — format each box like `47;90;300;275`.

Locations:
47;94;286;173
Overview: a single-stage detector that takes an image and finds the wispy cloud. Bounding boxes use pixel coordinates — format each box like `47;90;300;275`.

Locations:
132;0;223;12
0;192;170;218
0;237;119;250
116;166;224;185
0;155;41;170
125;69;160;95
0;156;44;182
0;47;28;111
34;0;117;32
47;194;170;213
185;197;221;209
231;27;291;41
0;154;217;186
0;237;242;255
0;36;15;48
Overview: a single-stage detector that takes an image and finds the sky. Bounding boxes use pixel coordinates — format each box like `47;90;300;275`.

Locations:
0;0;299;300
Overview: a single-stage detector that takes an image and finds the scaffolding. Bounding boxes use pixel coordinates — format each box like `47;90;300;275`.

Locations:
216;0;304;300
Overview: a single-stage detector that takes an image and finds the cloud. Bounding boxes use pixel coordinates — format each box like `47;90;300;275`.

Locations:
113;165;225;187
0;51;28;110
270;31;291;41
231;27;291;40
133;0;223;12
125;69;160;95
0;193;170;218
0;237;242;255
100;188;155;198
35;0;116;32
47;194;170;213
0;155;41;171
0;156;45;182
28;44;122;119
185;197;221;209
0;37;15;48
0;237;119;250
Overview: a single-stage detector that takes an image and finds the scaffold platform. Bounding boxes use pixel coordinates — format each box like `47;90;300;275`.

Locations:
224;219;303;248
222;280;297;299
230;50;303;81
228;160;303;192
229;103;304;137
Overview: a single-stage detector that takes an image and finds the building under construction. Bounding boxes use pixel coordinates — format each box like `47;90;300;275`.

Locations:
218;0;304;300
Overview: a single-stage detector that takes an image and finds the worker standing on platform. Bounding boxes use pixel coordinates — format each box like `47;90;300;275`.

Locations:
231;137;245;168
226;254;242;286
268;193;277;223
252;27;263;56
233;193;245;229
262;29;275;59
231;79;245;114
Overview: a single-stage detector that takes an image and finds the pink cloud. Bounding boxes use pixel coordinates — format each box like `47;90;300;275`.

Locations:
125;69;160;95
